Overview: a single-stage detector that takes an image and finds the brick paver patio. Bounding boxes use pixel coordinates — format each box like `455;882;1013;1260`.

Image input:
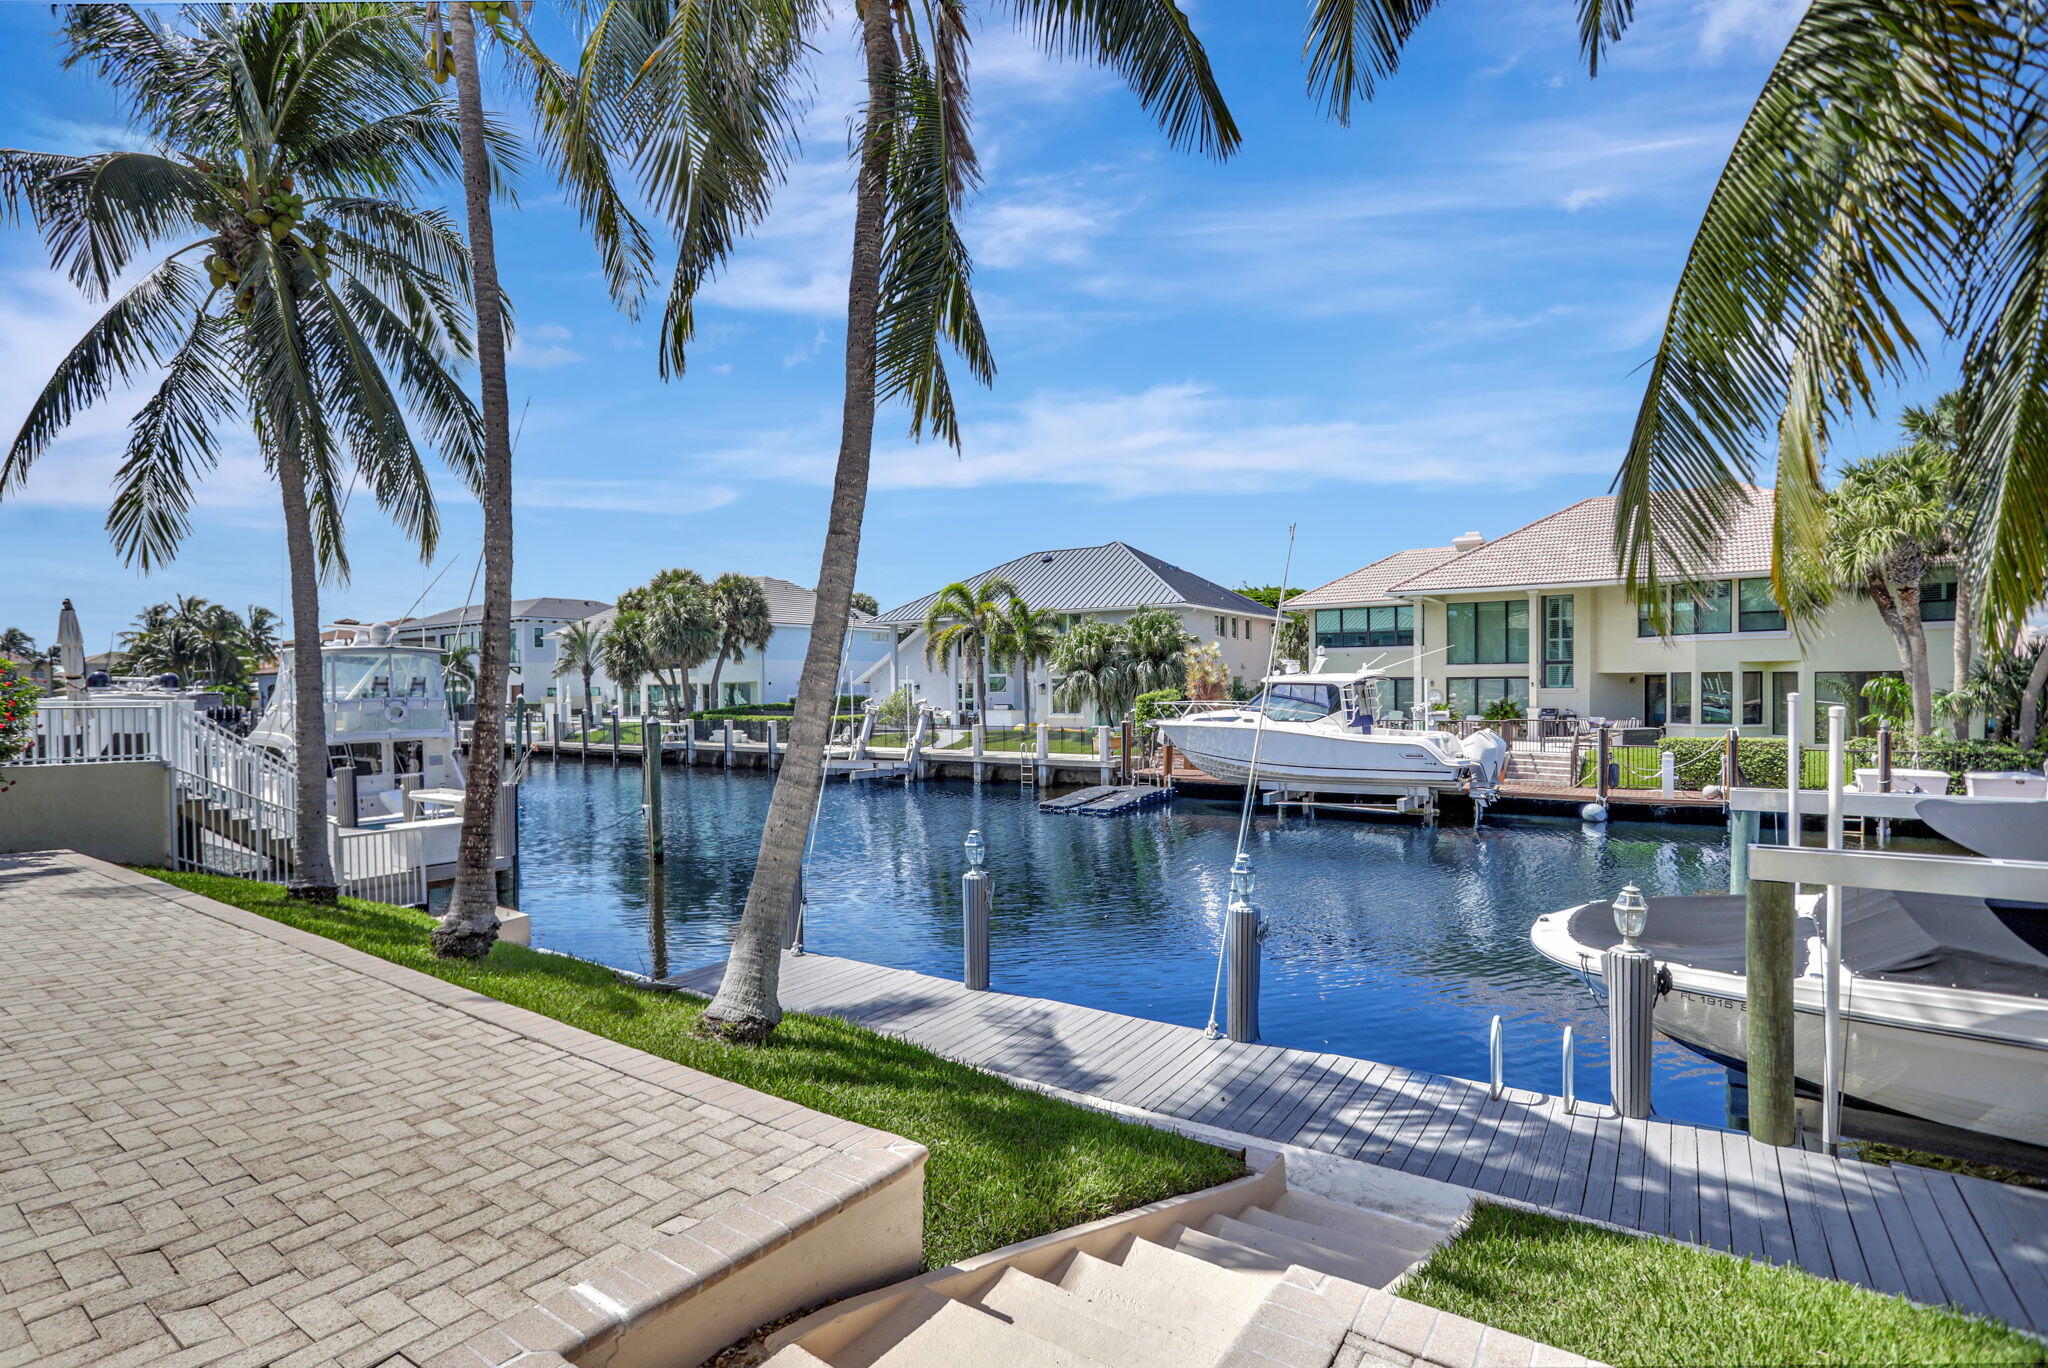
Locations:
0;851;909;1368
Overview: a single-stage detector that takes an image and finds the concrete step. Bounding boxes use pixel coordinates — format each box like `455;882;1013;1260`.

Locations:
1239;1203;1446;1276
1056;1247;1264;1353
1120;1229;1285;1308
969;1267;1202;1368
865;1294;1111;1368
1197;1213;1388;1288
1271;1187;1460;1237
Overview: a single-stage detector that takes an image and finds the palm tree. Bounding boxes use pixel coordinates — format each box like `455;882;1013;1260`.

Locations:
990;598;1060;731
850;591;880;617
1824;447;1954;735
1941;635;2044;742
2018;627;2048;752
553;621;603;719
244;605;281;664
596;611;655;720
590;0;1238;1041
1122;606;1195;698
425;0;648;960
1276;610;1311;670
3;3;483;902
923;576;1016;721
0;628;34;658
1051;617;1135;724
705;573;773;711
621;570;717;717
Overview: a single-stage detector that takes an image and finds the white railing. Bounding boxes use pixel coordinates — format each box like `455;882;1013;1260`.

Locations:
332;822;426;907
30;699;297;882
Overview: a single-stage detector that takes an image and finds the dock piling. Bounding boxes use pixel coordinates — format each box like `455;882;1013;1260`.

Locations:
767;721;781;770
1745;876;1797;1145
578;708;589;764
1605;884;1655;1119
1224;854;1261;1043
642;719;664;864
962;829;990;991
784;869;804;951
333;760;358;828
608;708;620;764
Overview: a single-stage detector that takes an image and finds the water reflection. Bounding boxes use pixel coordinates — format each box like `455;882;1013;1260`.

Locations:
514;759;1735;1126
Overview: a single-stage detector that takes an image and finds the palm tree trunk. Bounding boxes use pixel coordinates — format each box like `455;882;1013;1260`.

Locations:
974;640;987;721
702;0;895;1043
1951;580;1974;740
707;645;729;713
1900;596;1933;737
276;442;338;901
2019;642;2048;751
436;1;510;960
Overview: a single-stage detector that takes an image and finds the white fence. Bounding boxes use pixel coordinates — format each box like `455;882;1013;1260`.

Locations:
29;699;296;883
332;823;426;908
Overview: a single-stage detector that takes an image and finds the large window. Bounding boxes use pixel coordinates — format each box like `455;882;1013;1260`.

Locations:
1742;670;1764;727
1638;582;1733;636
1920;570;1958;623
1446;600;1528;665
1700;671;1733;726
1313;605;1414;650
1738;578;1786;632
1542;595;1574;688
1671;672;1693;725
1367;677;1417;718
1814;671;1903;735
1447;677;1529;717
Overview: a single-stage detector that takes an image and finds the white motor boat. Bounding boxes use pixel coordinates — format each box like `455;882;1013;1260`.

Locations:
1152;669;1509;807
1531;888;2048;1148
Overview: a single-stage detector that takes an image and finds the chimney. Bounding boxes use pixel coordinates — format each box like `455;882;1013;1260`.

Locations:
1451;531;1486;554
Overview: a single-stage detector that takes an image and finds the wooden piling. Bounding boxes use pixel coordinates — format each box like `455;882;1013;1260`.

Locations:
1745;876;1797;1146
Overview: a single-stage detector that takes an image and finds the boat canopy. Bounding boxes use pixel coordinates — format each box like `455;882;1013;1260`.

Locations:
1564;890;2048;999
1261;668;1389;687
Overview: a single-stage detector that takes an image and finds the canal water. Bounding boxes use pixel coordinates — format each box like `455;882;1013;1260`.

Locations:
513;758;1737;1127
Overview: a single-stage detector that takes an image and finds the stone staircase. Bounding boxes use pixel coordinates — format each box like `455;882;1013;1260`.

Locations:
1501;743;1578;788
762;1190;1600;1368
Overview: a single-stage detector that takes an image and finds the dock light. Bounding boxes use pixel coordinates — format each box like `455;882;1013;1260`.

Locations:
1229;853;1255;905
964;828;986;870
1612;884;1649;951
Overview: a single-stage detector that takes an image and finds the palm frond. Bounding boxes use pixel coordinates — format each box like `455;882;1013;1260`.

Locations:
1302;0;1439;124
106;315;238;569
0;148;222;294
1577;0;1635;76
1010;0;1239;157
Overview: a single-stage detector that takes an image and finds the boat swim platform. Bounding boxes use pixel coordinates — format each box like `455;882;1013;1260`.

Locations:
662;952;2048;1334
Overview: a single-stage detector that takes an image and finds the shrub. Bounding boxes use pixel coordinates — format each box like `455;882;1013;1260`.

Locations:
0;660;41;793
1647;734;2047;794
1481;697;1526;721
1130;688;1184;730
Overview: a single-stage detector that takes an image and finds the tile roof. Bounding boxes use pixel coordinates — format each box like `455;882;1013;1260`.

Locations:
872;542;1267;626
1385;488;1776;595
401;597;612;631
1286;546;1462;608
555;577;869;638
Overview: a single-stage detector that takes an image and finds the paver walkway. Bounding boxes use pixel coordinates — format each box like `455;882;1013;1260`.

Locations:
668;951;2048;1335
0;853;904;1368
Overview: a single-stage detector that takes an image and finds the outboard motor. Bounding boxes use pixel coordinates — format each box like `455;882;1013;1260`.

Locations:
1459;730;1511;822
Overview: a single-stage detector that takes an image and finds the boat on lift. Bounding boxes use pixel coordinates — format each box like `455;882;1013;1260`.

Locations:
1152;668;1509;810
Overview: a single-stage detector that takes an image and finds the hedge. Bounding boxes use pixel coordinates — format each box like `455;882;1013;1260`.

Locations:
1581;735;2047;793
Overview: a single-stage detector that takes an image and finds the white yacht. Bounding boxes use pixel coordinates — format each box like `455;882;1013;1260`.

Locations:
1531;886;2048;1148
1152;669;1510;808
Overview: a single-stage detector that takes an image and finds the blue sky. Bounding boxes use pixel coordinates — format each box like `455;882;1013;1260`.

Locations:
0;0;1949;656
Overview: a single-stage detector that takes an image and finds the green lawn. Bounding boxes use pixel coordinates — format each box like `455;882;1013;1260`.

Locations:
139;870;1244;1269
938;735;1100;755
1401;1203;2045;1367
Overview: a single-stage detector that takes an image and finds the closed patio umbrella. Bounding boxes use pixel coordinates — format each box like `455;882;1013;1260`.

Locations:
56;599;85;686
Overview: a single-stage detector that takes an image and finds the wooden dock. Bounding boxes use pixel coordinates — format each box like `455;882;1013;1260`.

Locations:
663;953;2048;1333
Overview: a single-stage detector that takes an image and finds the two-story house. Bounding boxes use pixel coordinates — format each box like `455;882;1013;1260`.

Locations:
862;542;1273;722
1289;490;1957;737
394;597;612;709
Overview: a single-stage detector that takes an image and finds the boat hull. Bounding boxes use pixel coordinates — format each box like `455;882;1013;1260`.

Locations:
1154;714;1468;796
1532;906;2048;1147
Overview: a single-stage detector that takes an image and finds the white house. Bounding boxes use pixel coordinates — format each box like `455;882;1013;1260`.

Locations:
863;541;1274;722
1288;489;1961;737
394;597;611;709
551;577;889;716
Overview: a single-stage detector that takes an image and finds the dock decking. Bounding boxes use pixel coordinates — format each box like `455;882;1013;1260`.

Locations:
664;952;2048;1333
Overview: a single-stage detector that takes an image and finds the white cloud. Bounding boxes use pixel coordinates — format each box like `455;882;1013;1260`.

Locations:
1559;186;1614;212
1694;0;1803;60
508;322;584;370
695;381;1623;498
972;197;1110;269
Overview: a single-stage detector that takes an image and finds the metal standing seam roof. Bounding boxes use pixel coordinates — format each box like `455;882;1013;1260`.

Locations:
1285;546;1461;609
871;541;1269;626
1303;488;1776;600
399;597;613;631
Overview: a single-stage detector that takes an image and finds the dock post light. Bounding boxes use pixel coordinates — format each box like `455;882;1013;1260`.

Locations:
962;829;990;991
1225;853;1262;1044
1604;883;1656;1119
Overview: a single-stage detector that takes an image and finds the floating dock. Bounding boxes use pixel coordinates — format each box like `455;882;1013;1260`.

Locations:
1038;784;1175;816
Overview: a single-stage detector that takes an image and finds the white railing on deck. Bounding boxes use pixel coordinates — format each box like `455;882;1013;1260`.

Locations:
30;699;297;883
332;822;426;908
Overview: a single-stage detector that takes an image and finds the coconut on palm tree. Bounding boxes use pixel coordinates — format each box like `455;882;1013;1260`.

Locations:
990;597;1060;731
3;3;485;901
581;0;1237;1041
923;577;1016;721
705;573;773;711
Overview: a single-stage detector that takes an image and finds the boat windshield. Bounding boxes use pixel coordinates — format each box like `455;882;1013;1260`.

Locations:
323;650;443;703
1248;682;1339;722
